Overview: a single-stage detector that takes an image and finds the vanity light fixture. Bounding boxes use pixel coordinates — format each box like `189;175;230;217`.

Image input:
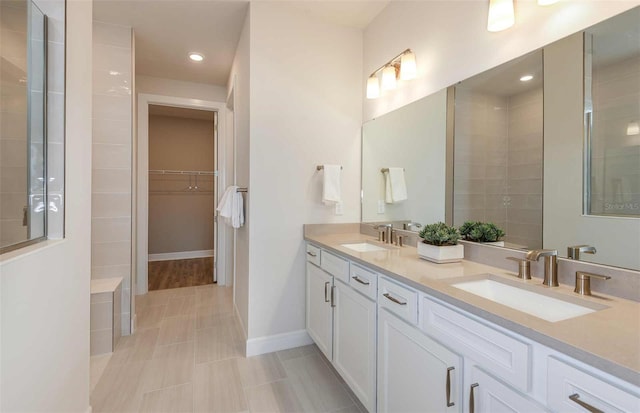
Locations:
520;74;534;82
626;121;640;136
487;0;515;32
366;49;417;99
189;52;204;62
537;0;558;5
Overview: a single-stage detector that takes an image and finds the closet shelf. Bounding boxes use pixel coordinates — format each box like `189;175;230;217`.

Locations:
149;169;216;176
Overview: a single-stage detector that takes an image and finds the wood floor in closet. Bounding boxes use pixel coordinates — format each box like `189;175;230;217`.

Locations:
148;257;214;290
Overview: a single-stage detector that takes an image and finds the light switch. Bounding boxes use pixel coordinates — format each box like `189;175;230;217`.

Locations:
377;200;385;214
335;202;344;215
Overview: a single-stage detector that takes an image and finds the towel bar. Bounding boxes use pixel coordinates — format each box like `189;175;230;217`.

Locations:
381;168;405;173
316;165;343;171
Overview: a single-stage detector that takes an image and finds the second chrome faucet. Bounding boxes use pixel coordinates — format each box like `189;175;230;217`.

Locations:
525;249;559;287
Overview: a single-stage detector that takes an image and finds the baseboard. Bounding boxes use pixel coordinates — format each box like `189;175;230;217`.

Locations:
85;405;92;413
130;314;137;334
148;249;214;262
246;329;314;357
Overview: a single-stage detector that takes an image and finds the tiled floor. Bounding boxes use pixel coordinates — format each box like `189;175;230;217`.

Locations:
90;284;366;413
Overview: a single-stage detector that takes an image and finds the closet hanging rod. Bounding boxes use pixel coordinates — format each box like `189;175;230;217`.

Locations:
316;165;343;171
149;169;216;176
380;168;405;173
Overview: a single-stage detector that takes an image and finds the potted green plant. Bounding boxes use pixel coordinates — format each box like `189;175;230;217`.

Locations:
459;221;506;246
418;222;464;263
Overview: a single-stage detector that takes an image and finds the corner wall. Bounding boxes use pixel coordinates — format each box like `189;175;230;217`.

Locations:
247;2;362;345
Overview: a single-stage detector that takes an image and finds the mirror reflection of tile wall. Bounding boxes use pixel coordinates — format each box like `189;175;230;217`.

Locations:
453;73;543;249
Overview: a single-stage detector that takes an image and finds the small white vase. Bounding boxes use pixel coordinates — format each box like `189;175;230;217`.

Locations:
417;241;464;264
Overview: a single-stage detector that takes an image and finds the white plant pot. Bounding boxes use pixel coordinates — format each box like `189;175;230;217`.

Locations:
481;240;505;247
417;242;464;264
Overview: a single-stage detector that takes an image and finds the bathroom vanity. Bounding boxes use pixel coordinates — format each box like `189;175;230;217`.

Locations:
304;224;639;413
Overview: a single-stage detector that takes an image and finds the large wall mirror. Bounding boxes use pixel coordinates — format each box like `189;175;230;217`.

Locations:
361;6;639;271
1;0;64;253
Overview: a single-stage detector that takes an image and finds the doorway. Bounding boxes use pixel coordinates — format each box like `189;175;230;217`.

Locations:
147;105;216;290
136;94;227;296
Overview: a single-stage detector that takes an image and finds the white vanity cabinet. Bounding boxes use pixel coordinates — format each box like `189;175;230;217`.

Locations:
306;246;377;412
547;357;640;413
306;260;334;360
333;276;377;412
378;308;462;413
468;367;548;413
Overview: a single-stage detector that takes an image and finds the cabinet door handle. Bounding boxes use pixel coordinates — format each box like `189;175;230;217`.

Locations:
383;292;407;305
324;282;330;303
352;275;370;285
307;251;317;257
469;383;478;413
331;286;336;307
446;367;455;407
569;394;604;413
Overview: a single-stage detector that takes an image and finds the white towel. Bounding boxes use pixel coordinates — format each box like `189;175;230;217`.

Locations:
385;168;408;203
216;186;244;228
231;190;244;229
322;164;342;204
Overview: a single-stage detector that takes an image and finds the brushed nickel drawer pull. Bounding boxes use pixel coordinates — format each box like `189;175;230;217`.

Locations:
469;383;478;413
446;367;455;407
383;292;407;306
569;394;604;413
331;286;336;307
307;251;317;257
352;275;371;285
324;282;330;303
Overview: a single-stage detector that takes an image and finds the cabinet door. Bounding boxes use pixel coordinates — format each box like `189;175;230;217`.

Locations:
333;280;376;412
378;309;462;413
468;367;548;413
306;263;333;360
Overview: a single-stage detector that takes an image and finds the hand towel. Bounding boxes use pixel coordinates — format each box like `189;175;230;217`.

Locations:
216;186;236;220
385;167;408;203
322;164;342;204
231;190;244;229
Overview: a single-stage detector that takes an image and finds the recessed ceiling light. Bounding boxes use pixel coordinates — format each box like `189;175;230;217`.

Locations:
520;74;534;82
189;53;204;62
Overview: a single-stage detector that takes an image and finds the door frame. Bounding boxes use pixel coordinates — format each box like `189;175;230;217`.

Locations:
136;93;227;295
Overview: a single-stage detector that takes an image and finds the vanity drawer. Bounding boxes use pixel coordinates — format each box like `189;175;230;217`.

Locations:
306;244;321;266
321;250;349;283
421;296;531;392
547;357;640;413
378;277;418;325
349;263;377;300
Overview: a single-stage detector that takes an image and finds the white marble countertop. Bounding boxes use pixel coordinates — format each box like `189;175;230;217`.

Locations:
304;228;640;387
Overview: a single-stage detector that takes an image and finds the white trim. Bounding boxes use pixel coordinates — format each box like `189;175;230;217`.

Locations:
136;93;227;295
246;330;314;357
148;249;214;262
85;406;93;413
130;313;137;335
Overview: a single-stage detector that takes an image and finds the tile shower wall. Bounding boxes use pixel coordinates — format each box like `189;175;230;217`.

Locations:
92;21;133;335
454;88;543;248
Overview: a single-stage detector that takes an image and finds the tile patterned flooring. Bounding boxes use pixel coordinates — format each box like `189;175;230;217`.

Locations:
90;284;366;413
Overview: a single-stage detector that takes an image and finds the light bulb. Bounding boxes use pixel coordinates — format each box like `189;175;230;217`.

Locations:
400;50;417;81
381;65;397;91
189;53;204;62
487;0;515;32
627;121;640;136
520;74;533;82
366;76;380;99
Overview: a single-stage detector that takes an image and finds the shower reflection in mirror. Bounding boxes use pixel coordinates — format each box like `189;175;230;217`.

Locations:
0;0;48;253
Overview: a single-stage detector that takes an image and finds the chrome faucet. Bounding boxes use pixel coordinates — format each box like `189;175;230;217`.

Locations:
374;223;393;244
525;249;559;287
403;222;423;231
567;245;596;260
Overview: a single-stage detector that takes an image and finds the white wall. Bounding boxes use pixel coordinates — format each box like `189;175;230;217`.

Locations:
227;9;251;339
363;1;640;121
247;2;362;343
0;0;92;410
137;75;227;102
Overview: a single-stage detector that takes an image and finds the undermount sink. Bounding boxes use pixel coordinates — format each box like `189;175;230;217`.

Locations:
451;275;608;322
341;242;389;253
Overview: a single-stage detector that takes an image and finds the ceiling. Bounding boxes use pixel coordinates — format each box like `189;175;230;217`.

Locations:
93;1;389;87
149;104;215;121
